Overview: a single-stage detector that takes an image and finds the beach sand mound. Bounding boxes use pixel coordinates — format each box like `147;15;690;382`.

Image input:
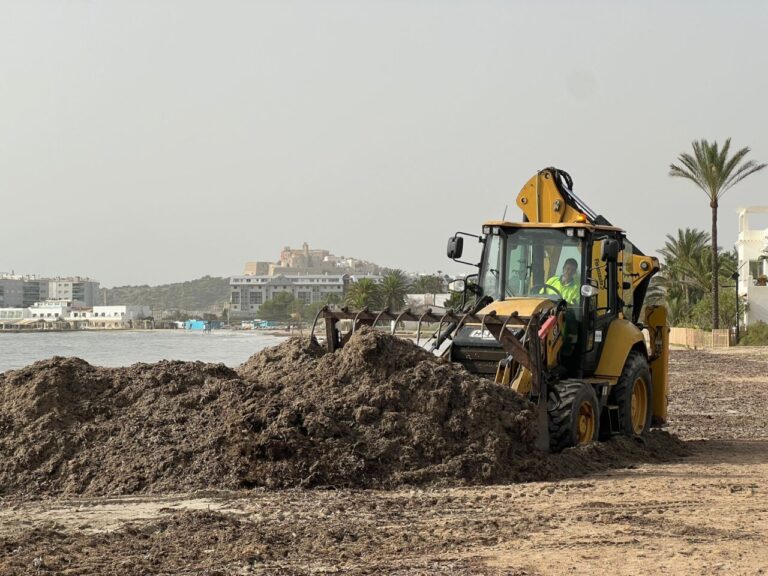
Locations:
233;329;539;488
0;357;242;497
0;328;687;498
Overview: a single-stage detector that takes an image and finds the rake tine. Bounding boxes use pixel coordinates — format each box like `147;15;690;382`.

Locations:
309;305;328;345
352;307;368;334
392;309;410;335
373;307;390;329
455;311;471;332
416;308;432;346
501;312;515;335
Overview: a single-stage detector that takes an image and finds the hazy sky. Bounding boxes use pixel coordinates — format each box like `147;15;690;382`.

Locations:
2;1;767;287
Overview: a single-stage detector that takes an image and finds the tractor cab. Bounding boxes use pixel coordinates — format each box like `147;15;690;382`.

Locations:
478;224;585;309
477;224;586;362
448;220;633;379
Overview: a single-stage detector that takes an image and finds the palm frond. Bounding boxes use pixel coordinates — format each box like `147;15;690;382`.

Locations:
670;138;765;201
721;159;767;197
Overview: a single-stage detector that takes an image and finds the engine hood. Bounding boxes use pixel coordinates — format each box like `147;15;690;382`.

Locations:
477;296;557;318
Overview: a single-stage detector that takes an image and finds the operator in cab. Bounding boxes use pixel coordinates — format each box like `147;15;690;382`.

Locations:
545;258;579;304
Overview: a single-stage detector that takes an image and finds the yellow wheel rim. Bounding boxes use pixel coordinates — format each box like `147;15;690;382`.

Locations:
631;377;648;434
577;400;595;444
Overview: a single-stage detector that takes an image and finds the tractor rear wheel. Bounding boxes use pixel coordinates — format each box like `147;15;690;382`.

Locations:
612;351;653;436
548;381;600;452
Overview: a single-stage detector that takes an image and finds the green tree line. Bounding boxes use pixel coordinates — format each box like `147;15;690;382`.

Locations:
647;228;740;330
102;276;231;314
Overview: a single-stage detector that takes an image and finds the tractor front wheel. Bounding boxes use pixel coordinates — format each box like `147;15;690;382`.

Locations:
548;381;600;452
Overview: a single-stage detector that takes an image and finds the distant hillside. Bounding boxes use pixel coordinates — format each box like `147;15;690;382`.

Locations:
102;276;230;313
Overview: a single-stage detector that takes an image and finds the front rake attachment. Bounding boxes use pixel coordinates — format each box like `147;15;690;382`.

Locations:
309;305;547;399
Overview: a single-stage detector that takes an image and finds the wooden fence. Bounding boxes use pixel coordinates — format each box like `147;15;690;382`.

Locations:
669;327;732;349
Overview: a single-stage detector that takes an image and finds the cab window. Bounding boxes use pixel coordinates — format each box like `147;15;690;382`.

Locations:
479;234;502;298
477;228;585;310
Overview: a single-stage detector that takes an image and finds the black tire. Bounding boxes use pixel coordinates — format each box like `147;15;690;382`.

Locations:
548;381;600;452
611;351;653;436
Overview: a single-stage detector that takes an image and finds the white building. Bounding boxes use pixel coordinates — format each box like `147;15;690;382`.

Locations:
229;273;351;316
29;301;72;320
0;307;31;323
85;305;152;327
735;207;768;327
0;303;151;330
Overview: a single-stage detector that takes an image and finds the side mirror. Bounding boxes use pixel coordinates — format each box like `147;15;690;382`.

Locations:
581;285;598;298
448;279;466;292
447;236;464;259
601;239;620;262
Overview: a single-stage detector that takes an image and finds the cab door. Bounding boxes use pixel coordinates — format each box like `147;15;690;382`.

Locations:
582;233;621;374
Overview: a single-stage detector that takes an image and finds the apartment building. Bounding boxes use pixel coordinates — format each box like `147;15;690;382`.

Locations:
48;277;100;306
0;276;49;307
0;275;99;307
229;273;349;316
0;278;22;308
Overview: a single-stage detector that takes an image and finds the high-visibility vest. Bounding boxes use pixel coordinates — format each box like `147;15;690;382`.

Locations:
544;275;579;304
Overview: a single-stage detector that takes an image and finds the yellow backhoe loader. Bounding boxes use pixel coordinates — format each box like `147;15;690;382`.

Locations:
313;168;669;452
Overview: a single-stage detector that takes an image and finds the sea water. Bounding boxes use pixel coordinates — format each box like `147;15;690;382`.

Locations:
0;330;287;373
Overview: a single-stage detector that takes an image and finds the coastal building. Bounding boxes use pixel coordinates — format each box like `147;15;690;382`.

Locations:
29;301;72;320
77;306;151;329
0;303;152;330
0;278;23;308
0;276;49;308
229;273;350;316
0;307;30;323
735;207;768;327
47;277;100;306
0;274;99;307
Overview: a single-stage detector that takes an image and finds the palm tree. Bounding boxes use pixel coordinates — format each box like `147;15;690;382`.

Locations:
321;293;342;307
443;289;466;311
652;228;743;327
669;139;765;328
412;275;446;294
344;278;382;309
658;228;711;308
378;269;411;311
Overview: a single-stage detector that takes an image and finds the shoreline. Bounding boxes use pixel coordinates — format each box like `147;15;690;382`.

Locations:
0;328;293;336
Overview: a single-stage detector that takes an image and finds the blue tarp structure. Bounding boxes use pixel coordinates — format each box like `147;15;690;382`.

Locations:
184;320;222;331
